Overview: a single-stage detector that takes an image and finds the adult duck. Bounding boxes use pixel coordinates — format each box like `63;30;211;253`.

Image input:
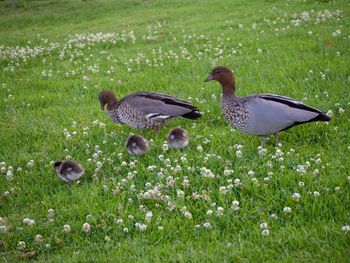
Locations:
99;90;201;132
205;66;330;146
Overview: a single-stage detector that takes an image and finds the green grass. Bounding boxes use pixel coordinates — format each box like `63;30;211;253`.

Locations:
0;0;349;261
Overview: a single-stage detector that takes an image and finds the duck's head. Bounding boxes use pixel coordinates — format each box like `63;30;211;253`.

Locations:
99;90;118;110
125;135;150;155
53;161;62;173
205;66;235;94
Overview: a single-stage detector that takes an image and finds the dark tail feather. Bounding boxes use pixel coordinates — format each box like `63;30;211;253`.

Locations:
182;110;201;120
316;113;331;122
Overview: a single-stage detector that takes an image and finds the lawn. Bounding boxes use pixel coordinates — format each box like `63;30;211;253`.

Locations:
0;0;349;261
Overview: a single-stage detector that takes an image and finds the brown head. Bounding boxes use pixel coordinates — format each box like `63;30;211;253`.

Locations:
99;90;118;110
204;66;235;95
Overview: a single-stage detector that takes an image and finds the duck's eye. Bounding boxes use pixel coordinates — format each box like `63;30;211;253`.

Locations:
215;70;221;74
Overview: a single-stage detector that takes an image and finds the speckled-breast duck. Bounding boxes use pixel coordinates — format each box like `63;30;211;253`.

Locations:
99;90;201;132
205;66;331;146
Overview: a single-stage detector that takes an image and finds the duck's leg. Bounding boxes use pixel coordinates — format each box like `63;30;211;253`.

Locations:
260;136;267;148
274;133;280;146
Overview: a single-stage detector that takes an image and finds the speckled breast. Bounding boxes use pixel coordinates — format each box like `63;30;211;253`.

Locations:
221;97;249;132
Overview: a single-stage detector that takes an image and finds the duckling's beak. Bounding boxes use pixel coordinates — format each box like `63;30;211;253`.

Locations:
204;74;213;82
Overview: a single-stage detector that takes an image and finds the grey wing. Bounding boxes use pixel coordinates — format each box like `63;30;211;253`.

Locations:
244;94;323;135
122;92;200;120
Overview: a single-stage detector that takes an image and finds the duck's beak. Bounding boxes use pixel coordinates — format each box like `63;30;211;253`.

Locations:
100;102;105;111
204;74;213;82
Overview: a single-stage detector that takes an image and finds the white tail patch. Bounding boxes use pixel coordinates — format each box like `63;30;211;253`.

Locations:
146;113;170;120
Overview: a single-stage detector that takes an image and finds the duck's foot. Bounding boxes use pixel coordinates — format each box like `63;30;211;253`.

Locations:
274;133;280;146
260;136;267;148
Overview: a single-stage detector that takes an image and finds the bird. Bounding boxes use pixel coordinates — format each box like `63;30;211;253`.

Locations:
167;127;189;149
204;66;331;146
125;134;150;155
99;90;201;132
53;160;85;183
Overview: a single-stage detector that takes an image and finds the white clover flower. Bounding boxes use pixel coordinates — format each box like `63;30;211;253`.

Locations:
104;236;111;242
299;181;305;187
184;211;192;218
219;186;228;195
262;229;270;236
260;223;268;230
145;211;153;222
326;110;333;118
339;107;345;114
0;225;6;233
197;145;203;152
17;241;26;250
28;219;35;227
283;207;292;214
292;192;301;201
162;143;169;152
236;150;242;158
224;169;233;176
234;179;241;186
116;219;123;225
35;234;42;243
216;207;224;216
177;189;185;198
182;178;190;188
48;208;54;218
82;223;91;233
248;170;255;176
63;224;71;233
342;225;350;232
271;214;278;220
203;222;212;229
27;160;35;168
123;227;129;233
207;209;213;216
231;200;240;211
138;223;147;232
314;191;320;197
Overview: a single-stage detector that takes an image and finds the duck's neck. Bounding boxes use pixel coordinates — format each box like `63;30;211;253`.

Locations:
107;99;119;110
220;74;236;97
222;86;235;97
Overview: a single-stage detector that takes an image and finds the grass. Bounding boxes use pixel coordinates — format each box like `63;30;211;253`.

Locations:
0;0;349;261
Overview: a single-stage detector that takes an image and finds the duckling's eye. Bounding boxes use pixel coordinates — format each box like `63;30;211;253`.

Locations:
215;70;221;74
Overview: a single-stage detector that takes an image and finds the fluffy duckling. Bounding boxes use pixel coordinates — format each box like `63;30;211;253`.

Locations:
99;90;201;132
53;160;85;183
167;127;189;149
205;66;331;146
125;134;150;155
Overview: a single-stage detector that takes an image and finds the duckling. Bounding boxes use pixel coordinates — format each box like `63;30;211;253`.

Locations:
125;134;150;155
53;160;85;183
167;127;189;149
